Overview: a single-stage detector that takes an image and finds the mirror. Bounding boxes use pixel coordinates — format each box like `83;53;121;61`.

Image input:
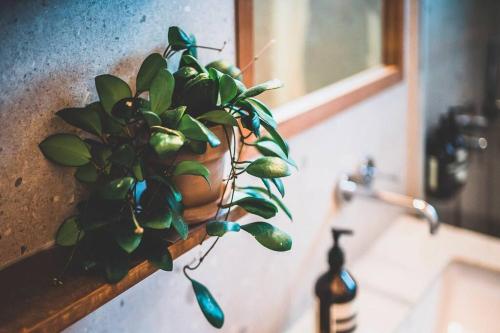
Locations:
252;0;384;107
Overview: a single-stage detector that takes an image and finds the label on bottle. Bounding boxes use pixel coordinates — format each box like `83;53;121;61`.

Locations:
316;300;357;333
330;301;357;333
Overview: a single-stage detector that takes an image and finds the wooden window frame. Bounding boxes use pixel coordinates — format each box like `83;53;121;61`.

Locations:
235;0;404;138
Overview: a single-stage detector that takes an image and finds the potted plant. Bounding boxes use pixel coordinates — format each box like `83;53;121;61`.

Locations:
39;26;295;328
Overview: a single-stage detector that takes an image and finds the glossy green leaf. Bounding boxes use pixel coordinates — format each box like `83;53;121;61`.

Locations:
197;110;238;126
115;230;142;254
238;186;292;220
173;160;210;184
149;132;185;159
245;157;291;178
241;222;292;251
161;106;186;128
188;140;207;154
56;107;102;136
222;196;278;219
261;178;272;196
150;68;174;115
95;74;132;114
168;26;194;51
136;53;167;93
142;210;173;229
104;248;130;283
238;99;277;129
206;221;241;237
109;144;135;167
111;97;140;120
56;216;84;246
75;163;98;183
141;111;162;127
239;79;283;99
172;215;188;240
206;60;242;81
132;161;143;181
39;134;91;167
182;73;218;116
241;111;261;137
261;121;289;157
219;74;238;104
148;243;173;271
178;115;220;147
191;278;225;329
180;54;206;74
97;177;134;200
271;178;285;198
255;138;296;168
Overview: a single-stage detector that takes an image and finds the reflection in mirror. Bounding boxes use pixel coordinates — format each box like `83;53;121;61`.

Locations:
253;0;383;107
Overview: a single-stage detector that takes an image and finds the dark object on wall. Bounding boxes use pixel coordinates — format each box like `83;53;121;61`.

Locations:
425;112;469;199
483;39;500;119
315;228;357;333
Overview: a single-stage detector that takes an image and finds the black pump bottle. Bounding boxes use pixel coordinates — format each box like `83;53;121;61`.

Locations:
315;229;357;333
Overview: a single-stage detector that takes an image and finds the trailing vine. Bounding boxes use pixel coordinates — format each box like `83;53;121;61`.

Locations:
39;26;294;328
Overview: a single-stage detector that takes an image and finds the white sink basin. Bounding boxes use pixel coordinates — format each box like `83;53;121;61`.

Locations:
396;260;500;333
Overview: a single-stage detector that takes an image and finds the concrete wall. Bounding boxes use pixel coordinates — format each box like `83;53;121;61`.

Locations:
0;0;412;332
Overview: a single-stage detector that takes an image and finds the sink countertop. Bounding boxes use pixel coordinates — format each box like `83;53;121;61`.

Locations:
285;215;500;333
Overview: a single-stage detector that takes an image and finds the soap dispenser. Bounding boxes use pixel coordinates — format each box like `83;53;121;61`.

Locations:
315;228;357;333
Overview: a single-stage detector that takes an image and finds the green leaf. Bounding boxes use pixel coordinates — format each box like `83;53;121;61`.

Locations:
97;177;134;200
39;134;91;167
173;160;210;184
142;210;173;229
148;240;173;271
222;196;278;219
241;222;292;251
56;107;102;136
182;73;218;116
239;79;283;99
104;248;130;283
178;115;221;147
115;230;142;254
132;161;143;181
180;54;206;74
206;60;242;81
271;178;285;197
206;221;241;237
238;186;292;220
95;74;132;114
150;68;175;115
172;215;189;240
56;216;84;246
109;144;135;167
261;122;289;157
188;140;207;154
149;132;185;159
237;99;277;129
255;138;296;168
75;163;98;183
219;74;238;104
136;53;167;93
245;157;291;178
168;26;194;51
191;278;225;329
161;106;186;128
197;110;238;126
141;111;162;127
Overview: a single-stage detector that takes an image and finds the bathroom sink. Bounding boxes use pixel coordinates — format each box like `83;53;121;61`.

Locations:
395;260;500;333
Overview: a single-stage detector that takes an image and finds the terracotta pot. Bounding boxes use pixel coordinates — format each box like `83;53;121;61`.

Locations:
171;125;232;225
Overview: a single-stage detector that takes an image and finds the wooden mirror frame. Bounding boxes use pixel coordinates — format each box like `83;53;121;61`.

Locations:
235;0;404;138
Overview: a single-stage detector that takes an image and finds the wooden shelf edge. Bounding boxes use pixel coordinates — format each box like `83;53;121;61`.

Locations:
0;208;246;333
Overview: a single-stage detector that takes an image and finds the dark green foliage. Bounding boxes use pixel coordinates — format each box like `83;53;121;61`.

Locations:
40;25;294;329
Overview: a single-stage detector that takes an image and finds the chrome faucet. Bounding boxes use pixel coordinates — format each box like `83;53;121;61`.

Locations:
336;158;440;234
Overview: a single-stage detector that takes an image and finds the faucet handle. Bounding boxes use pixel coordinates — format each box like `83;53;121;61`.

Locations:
356;157;399;185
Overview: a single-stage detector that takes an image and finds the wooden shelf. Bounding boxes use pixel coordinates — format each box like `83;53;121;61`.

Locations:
0;208;245;333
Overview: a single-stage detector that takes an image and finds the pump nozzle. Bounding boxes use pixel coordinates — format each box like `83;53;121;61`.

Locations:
332;228;353;246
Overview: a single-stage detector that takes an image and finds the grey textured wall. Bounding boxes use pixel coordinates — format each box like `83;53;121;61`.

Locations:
0;0;235;268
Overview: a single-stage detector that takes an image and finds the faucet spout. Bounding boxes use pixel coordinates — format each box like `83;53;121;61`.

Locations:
337;177;440;234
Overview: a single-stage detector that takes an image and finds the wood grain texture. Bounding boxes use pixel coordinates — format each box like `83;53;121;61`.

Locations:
0;208;246;333
235;0;254;87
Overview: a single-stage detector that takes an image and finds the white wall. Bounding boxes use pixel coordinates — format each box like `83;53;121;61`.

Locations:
66;1;415;332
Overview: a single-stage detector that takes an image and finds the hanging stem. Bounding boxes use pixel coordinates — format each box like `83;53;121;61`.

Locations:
240;39;276;74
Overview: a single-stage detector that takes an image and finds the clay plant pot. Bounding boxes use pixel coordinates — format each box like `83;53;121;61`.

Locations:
171;125;232;225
